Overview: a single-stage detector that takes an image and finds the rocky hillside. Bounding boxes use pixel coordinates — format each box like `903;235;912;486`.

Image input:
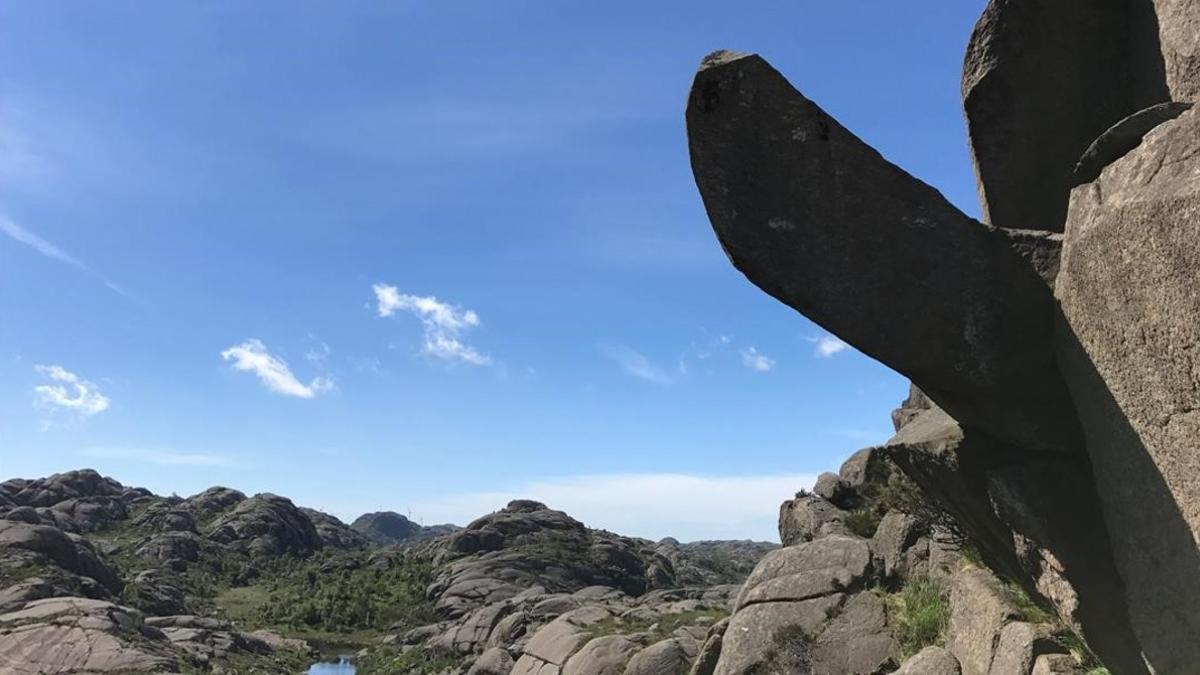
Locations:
0;469;775;674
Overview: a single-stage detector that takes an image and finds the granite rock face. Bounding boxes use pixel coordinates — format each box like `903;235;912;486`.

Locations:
1056;104;1200;671
687;2;1200;672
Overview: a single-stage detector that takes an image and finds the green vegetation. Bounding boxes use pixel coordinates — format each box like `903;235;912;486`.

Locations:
882;578;950;658
217;551;438;637
844;507;881;538
355;644;465;675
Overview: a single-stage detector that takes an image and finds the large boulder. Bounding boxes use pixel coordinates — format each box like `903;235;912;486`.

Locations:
685;50;1079;455
1154;0;1200;101
0;597;174;673
1056;104;1200;672
712;536;872;675
777;494;847;546
961;0;1166;232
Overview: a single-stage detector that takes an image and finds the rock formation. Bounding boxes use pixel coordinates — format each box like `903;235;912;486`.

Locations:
0;470;777;674
687;1;1200;673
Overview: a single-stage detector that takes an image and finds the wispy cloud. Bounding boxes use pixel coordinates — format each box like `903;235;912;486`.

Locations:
81;447;231;467
808;334;850;358
33;365;110;416
411;472;816;542
740;347;775;372
601;344;673;385
373;284;491;366
0;216;85;268
221;339;333;399
0;214;130;296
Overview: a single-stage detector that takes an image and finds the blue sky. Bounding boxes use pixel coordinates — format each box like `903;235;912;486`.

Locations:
0;1;986;542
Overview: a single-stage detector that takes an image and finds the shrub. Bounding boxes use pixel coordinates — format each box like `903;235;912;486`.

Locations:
747;624;812;675
884;578;950;658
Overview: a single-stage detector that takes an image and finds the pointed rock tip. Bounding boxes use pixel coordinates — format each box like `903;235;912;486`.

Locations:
699;50;754;70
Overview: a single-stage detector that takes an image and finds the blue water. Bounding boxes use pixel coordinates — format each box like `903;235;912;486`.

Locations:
308;656;355;675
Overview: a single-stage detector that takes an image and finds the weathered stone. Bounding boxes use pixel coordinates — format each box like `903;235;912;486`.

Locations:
778;494;847;546
1072;102;1193;187
687;617;726;675
623;637;696;675
810;592;899;675
1031;653;1087;675
811;473;847;505
948;568;1019;675
686;51;1079;454
987;621;1061;675
713;595;842;675
1154;0;1200;101
469;646;517;675
1057;104;1200;674
0;597;173;674
895;646;961;675
561;635;640;675
735;536;871;610
871;510;924;580
962;0;1165;232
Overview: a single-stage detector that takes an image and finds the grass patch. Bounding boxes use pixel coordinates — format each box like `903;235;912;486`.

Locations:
587;607;727;641
883;578;950;658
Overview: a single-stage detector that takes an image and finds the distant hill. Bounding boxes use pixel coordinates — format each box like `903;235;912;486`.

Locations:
349;510;460;546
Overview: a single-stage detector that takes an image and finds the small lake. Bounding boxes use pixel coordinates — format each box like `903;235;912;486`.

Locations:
307;655;355;675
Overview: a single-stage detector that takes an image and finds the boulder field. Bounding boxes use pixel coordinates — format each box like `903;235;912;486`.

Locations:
686;0;1200;672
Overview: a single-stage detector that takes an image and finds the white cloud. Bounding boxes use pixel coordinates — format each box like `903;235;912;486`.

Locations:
221;339;333;399
809;334;850;358
373;284;491;366
740;347;775;372
81;447;231;467
0;215;85;268
601;345;673;384
33;365;109;416
409;473;816;542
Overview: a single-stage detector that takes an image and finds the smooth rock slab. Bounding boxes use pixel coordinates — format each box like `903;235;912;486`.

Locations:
735;536;870;609
712;594;842;675
895;646;961;675
1057;104;1200;673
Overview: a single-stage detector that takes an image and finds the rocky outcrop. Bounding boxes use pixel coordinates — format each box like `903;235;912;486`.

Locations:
686;3;1200;671
301;507;369;550
0;597;307;673
1056;104;1200;670
207;493;323;556
961;0;1168;233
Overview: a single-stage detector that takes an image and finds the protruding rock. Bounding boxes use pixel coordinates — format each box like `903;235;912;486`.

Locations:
686;51;1080;454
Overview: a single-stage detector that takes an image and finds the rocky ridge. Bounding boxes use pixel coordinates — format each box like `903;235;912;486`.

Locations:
0;470;775;674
